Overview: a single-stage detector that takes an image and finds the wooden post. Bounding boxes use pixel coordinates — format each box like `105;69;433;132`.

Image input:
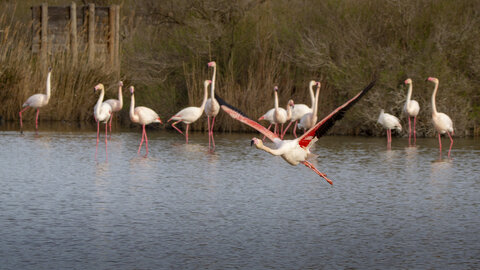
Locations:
70;2;78;64
41;3;48;71
88;3;95;63
114;5;120;77
108;5;115;66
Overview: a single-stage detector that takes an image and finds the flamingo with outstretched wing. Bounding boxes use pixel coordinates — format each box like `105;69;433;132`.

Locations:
218;79;376;185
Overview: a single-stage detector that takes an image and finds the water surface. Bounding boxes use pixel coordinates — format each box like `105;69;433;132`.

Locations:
1;124;479;269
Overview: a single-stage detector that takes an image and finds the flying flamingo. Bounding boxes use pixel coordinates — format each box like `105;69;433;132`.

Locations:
168;80;212;144
104;81;124;133
377;109;402;146
219;79;376;185
205;61;220;151
282;80;316;138
403;78;420;145
93;83;112;161
19;67;52;132
298;81;321;132
129;86;163;157
427;77;454;157
258;86;290;139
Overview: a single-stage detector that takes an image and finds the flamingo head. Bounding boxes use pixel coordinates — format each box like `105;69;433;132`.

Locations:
204;80;212;87
250;137;263;149
427;77;438;83
404;78;412;85
208;61;216;67
288;99;295;108
316;81;321;88
309;80;316;88
274;86;279;92
395;123;402;132
94;83;104;93
48;67;52;72
129;86;135;94
119;81;123;87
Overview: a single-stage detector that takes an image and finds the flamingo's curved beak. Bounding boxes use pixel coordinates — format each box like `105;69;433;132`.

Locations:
250;140;254;147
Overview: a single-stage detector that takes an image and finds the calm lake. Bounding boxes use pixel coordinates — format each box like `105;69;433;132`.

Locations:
1;123;479;269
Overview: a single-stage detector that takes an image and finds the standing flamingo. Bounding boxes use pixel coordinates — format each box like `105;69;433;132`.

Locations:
298;81;321;132
219;80;376;185
427;77;454;157
403;78;420;145
205;61;220;151
282;80;316;137
258;86;290;139
104;81;124;133
377;109;402;146
168;80;212;144
93;83;112;161
19;67;52;132
129;86;163;157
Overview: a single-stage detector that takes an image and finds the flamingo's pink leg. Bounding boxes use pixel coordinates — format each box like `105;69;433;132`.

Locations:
105;122;108;161
144;125;149;157
280;123;285;139
282;121;293;139
292;122;297;137
95;120;100;160
138;126;145;154
438;133;442;152
447;131;453;157
19;106;29;129
109;113;114;133
274;124;278;136
207;116;211;149
34;109;40;130
301;161;333;185
186;124;189;144
413;116;417;144
171;120;184;135
408;116;412;146
211;116;216;150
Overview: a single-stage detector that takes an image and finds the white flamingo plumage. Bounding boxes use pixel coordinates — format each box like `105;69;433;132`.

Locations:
104;81;124;133
204;61;220;151
169;80;212;144
403;78;420;145
282;80;316;137
219;79;376;185
427;77;454;157
258;86;291;139
93;83;113;161
129;86;163;157
19;67;52;132
377;109;402;145
298;82;321;132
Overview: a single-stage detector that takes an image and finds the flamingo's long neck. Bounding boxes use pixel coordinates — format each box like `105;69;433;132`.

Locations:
95;87;105;116
274;91;279;111
118;85;123;108
309;82;315;108
130;92;139;122
406;82;413;103
256;142;283;156
199;82;209;111
431;81;439;115
46;71;51;101
312;84;320;123
210;65;216;100
286;102;292;120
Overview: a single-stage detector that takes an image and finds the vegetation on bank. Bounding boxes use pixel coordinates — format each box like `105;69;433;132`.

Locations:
1;0;479;136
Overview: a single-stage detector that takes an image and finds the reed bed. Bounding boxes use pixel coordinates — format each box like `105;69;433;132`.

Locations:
2;0;480;136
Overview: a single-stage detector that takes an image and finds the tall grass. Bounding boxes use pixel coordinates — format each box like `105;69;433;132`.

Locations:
0;5;117;125
2;0;480;136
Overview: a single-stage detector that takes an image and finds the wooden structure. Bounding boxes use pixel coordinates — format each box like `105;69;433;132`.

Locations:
31;3;120;74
